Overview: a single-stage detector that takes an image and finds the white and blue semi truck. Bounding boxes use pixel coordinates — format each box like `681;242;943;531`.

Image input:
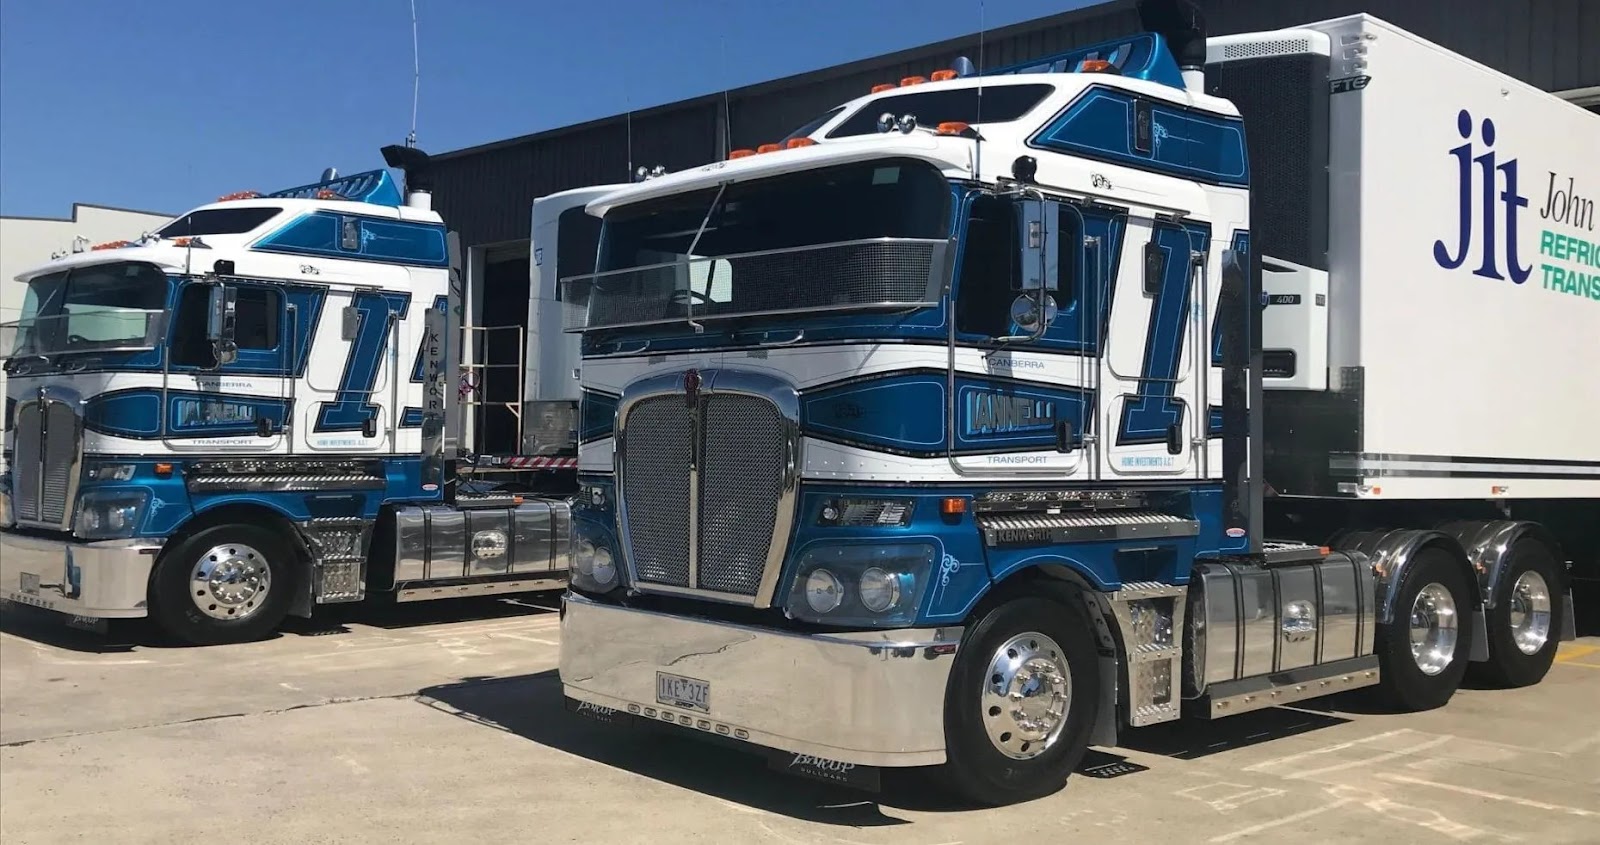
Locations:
556;2;1598;805
0;149;616;645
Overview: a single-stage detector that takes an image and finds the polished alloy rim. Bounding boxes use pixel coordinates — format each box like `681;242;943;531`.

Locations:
191;543;271;621
982;631;1071;760
1508;570;1552;656
1408;582;1459;676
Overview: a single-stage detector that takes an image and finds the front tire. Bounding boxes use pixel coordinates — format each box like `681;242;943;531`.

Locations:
149;524;295;645
1374;546;1473;712
934;595;1100;806
1471;539;1563;688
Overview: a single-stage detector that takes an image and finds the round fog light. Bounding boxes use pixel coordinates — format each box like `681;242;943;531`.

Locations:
592;546;616;586
804;568;844;614
859;567;902;613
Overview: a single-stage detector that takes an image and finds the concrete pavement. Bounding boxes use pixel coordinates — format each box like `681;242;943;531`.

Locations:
1;598;1596;844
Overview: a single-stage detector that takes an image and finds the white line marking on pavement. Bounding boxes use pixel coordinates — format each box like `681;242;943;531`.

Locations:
1242;729;1409;773
1374;773;1600;817
1209;798;1352;842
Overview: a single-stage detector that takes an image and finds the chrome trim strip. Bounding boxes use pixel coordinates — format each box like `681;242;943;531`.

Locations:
395;575;567;602
567;236;948;281
1201;655;1380;719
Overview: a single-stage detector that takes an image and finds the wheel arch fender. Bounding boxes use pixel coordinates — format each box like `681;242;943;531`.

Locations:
1437;520;1565;609
162;502;314;617
1333;528;1476;624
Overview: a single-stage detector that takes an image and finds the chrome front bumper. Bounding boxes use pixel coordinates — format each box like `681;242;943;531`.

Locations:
559;592;961;767
0;531;162;619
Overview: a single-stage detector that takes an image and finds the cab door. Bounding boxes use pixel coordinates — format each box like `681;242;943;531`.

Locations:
302;288;410;453
162;279;290;454
1103;217;1211;479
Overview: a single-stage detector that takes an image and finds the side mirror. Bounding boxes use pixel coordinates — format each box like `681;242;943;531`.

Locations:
206;283;238;368
996;196;1058;342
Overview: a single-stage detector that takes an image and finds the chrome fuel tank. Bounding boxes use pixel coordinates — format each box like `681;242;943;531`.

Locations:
1185;550;1377;697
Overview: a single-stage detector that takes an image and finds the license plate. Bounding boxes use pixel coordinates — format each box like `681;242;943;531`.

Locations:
19;572;39;596
656;672;710;713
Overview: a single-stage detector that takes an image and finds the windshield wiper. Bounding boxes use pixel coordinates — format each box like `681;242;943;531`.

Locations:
681;182;729;334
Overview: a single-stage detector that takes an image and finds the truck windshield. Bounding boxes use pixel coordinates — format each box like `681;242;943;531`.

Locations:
3;262;169;357
157;207;280;237
566;157;951;331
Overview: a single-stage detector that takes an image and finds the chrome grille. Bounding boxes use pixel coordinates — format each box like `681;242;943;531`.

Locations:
621;396;693;587
40;401;77;523
617;372;797;603
12;402;42;521
696;394;786;596
10;397;81;528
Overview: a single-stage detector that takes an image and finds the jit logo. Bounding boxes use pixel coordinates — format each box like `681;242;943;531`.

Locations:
1433;109;1533;284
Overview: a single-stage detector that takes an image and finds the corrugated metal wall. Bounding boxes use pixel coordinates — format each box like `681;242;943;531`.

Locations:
434;0;1597;248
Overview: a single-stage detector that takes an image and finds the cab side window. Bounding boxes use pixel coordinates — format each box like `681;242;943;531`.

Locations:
170;283;283;368
954;196;1018;337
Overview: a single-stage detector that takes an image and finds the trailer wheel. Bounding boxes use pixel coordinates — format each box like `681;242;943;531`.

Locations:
149;524;295;646
934;595;1099;806
1374;546;1473;711
1471;539;1563;688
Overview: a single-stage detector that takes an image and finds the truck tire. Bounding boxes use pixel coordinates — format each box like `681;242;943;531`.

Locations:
934;595;1099;806
1374;546;1473;712
1471;539;1563;688
149;524;295;646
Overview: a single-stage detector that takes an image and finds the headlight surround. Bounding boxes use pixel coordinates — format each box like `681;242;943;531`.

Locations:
569;525;621;593
784;542;938;626
72;489;149;540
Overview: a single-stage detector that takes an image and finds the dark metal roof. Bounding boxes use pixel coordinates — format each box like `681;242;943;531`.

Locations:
433;0;1597;248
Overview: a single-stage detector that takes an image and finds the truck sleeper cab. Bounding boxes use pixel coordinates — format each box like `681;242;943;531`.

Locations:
557;3;1591;806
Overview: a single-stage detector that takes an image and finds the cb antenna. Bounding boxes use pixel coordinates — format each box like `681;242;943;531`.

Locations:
407;0;421;147
974;0;985;181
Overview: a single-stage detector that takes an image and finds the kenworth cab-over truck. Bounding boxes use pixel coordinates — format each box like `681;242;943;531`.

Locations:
557;2;1597;805
0;150;612;645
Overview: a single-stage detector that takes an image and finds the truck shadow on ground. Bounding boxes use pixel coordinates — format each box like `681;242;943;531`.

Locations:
1117;704;1352;760
417;669;1149;823
0;592;561;653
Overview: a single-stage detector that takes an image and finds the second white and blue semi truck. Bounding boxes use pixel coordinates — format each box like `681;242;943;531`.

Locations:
556;1;1598;805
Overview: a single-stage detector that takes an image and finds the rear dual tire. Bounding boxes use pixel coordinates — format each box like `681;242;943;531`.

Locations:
1471;539;1563;688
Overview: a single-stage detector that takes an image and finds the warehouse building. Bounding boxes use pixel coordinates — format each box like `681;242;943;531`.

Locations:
427;0;1598;452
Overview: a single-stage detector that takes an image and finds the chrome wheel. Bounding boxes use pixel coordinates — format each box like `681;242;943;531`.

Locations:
190;543;271;621
1508;570;1552;655
1409;582;1459;676
981;631;1071;760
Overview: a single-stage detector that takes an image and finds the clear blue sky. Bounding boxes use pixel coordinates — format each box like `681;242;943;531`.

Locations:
0;0;1095;218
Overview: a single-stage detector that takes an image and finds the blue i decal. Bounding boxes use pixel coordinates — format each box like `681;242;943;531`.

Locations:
1118;220;1211;446
314;290;411;433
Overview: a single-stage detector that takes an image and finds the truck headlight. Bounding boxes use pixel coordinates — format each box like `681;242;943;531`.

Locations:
570;530;620;593
73;490;149;540
85;463;136;482
785;542;937;626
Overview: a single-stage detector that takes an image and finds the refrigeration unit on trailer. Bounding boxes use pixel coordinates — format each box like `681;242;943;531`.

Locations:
0;148;580;645
555;0;1594;805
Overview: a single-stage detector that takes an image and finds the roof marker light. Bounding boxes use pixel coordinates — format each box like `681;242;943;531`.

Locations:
870;83;896;93
785;138;816;149
90;240;132;251
756;143;780;153
899;75;927;87
1078;59;1114;72
936;121;971;135
930;69;958;81
729;148;757;159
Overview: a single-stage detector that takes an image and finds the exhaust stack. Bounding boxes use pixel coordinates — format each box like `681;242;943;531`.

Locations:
1136;0;1207;93
381;144;435;211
